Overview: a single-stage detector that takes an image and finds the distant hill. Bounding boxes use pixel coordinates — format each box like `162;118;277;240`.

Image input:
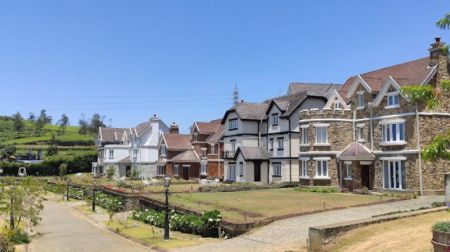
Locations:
0;117;96;159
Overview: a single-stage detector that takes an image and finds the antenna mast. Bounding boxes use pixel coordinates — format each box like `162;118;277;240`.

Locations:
233;83;239;105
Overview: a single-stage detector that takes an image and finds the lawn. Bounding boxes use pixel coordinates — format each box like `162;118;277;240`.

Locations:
148;189;395;223
106;220;216;249
325;210;450;251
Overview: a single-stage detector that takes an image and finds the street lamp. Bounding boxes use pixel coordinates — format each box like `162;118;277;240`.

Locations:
163;176;171;240
92;177;97;212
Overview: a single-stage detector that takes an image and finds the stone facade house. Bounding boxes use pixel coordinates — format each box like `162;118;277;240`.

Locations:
299;38;450;194
96;115;169;178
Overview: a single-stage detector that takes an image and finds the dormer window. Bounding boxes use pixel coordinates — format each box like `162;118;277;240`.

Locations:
334;102;341;110
386;92;400;108
160;145;167;157
271;113;279;126
229;119;238;131
357;91;365;109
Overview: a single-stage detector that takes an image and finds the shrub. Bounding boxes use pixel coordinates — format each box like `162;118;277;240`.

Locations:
0;234;14;252
106;167;115;180
132;209;222;237
433;221;450;233
7;229;30;244
294;186;338;193
431;201;446;208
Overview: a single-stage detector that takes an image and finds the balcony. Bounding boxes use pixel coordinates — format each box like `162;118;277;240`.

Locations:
223;151;235;159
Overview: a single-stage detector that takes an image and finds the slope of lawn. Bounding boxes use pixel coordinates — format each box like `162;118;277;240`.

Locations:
148;189;395;223
0;118;96;158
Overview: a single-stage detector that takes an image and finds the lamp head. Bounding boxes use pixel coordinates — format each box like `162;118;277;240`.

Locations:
163;176;171;188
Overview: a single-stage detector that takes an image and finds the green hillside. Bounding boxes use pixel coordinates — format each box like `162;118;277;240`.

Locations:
0;117;96;159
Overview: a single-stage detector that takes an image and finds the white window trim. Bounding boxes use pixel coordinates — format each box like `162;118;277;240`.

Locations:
381;122;406;145
344;163;352;180
383;160;405;190
272;162;282;176
379;156;407;161
173;165;179;176
200;163;208;175
314;159;330;179
300;124;310;128
385;91;400;109
299;159;309;179
314;126;329;145
300;127;309;146
357;91;365;110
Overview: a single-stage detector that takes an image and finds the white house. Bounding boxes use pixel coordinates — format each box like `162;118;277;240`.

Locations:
96;115;169;178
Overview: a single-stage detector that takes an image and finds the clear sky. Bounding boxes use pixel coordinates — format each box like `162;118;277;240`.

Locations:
0;0;449;132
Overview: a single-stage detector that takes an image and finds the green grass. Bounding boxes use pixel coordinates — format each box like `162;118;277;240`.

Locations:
148;189;396;223
106;220;215;249
0;118;95;158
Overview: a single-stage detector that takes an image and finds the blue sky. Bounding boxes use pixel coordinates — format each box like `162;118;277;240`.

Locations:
0;0;448;132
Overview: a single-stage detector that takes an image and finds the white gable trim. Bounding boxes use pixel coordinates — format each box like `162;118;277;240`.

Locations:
324;90;350;109
372;76;409;107
421;65;437;85
346;75;372;99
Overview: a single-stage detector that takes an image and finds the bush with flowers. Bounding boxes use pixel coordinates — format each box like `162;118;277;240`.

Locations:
132;208;222;237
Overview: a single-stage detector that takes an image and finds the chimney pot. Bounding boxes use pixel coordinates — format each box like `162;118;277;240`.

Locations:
240;99;244;103
436;37;441;43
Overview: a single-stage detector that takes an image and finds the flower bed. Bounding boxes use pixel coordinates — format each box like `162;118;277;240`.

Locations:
132;209;222;237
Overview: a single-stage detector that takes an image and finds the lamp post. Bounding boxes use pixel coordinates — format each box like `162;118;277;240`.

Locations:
92;177;97;212
163;176;171;240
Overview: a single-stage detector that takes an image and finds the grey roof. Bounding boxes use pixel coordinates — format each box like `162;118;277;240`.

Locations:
221;102;268;123
206;124;224;144
267;91;326;117
171;149;200;163
99;127;127;143
135;122;151;136
337;142;375;161
235;146;270;161
288;82;342;95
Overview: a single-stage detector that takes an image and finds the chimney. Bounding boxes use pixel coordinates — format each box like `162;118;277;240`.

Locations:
170;122;179;134
429;37;449;82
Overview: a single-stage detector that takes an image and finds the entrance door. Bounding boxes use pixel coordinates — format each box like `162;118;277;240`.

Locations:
254;161;261;182
361;165;371;189
126;165;131;177
183;165;189;180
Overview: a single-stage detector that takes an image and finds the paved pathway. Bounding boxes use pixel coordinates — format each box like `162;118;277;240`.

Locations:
176;196;444;252
29;199;151;252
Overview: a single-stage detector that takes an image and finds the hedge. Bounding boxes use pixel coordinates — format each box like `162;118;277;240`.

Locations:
0;153;96;176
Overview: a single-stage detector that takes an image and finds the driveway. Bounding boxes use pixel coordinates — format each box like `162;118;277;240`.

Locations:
29;199;151;252
176;195;444;252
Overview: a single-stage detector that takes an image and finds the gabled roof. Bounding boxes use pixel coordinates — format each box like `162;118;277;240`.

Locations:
266;90;329;118
206;124;224;144
221;102;268;123
288;82;342;95
171;149;200;163
194;119;221;134
337;142;375;161
135;122;151;137
99;127;127;143
341;57;434;98
234;146;270;161
162;133;192;150
372;76;410;106
323;89;350;109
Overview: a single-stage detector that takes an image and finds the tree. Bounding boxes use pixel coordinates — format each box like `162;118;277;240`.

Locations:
12;112;24;138
46;134;58;156
437;13;450;30
38;109;52;124
58;163;68;178
0;177;45;231
57;114;69;135
0;145;16;162
27;113;35;122
89;113;106;133
78;114;89;135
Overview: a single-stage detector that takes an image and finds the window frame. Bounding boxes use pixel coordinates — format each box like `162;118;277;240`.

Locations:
200;163;208;175
230;139;236;153
344;163;352;180
357;91;365;109
386;92;400;108
277;137;284;150
239;162;244;177
271;113;279;126
173;164;179;176
315;126;328;144
272;162;282;177
300;126;309;145
383;160;406;190
108;149;114;159
381;122;406;145
229;163;236;181
269;138;274;151
229;118;238;131
300;159;309;178
315;160;329;178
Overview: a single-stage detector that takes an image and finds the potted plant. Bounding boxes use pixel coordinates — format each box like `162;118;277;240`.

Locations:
432;221;450;251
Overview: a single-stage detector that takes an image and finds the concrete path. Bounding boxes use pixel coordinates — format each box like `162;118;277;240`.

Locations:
29;199;152;252
176;195;444;252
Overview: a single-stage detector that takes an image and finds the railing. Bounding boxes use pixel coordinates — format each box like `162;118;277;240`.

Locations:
223;151;235;159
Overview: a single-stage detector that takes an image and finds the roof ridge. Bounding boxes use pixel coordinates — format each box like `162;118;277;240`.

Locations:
360;56;428;76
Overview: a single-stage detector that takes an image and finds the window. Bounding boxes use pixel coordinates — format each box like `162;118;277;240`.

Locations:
201;148;207;158
383;160;406;190
277;137;284;150
239;162;244;177
201;163;208;175
272;162;281;177
160;146;167;157
193;133;198;142
382;122;405;144
357;126;364;141
229;163;236;180
301;127;308;145
230;139;236;153
210;146;215;154
271;113;279;126
300;159;309;177
315;127;328;144
344;163;352;179
108;149;114;159
173;165;179;176
357;92;365;108
157;166;166;175
334;102;341;110
133;149;138;158
386;93;400;108
269;138;274;151
315;160;328;178
229;119;238;130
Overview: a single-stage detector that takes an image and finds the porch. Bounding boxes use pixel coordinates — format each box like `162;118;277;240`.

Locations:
337;142;375;191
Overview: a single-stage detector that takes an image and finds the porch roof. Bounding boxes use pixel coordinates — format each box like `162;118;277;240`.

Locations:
234;146;270;161
337;142;375;161
118;156;131;164
172;149;200;163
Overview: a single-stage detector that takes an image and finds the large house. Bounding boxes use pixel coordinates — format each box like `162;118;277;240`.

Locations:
222;86;340;184
96;115;169;178
156;120;224;180
298;37;450;194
